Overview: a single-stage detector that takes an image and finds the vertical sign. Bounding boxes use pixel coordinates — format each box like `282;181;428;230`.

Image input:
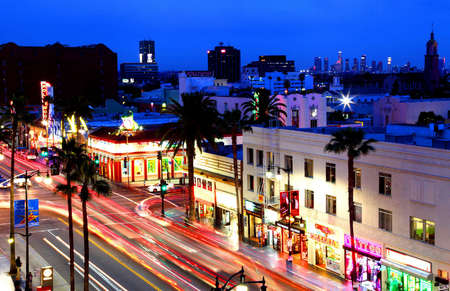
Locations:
40;266;54;288
290;190;299;216
14;199;39;228
280;191;289;217
40;81;52;122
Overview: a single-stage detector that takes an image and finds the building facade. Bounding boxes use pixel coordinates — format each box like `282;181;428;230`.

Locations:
139;40;156;64
243;126;450;290
424;31;440;93
207;43;241;83
0;42;117;105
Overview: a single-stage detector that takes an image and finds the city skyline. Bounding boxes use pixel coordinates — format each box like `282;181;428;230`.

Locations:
1;0;449;71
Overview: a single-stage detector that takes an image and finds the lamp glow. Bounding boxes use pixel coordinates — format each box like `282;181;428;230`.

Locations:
35;175;43;183
339;93;355;110
236;285;248;291
44;175;52;185
8;238;14;244
0;154;4;161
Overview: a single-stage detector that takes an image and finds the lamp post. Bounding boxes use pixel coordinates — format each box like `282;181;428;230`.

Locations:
266;164;292;262
212;266;267;291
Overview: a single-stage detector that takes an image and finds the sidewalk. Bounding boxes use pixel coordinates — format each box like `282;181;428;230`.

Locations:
164;207;353;291
0;255;14;291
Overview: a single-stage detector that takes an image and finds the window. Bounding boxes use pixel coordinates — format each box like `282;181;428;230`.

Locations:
438;269;449;280
410;217;435;245
257;177;264;194
147;159;157;174
353;168;361;189
326;163;336;183
379;173;391;195
202;179;206;189
197;178;201;187
224;102;228;111
305;190;314;209
292;109;299;127
266;152;274;169
326;195;336;215
310;119;318;128
207;181;212;191
193;177;196;186
304;159;313;178
268;180;275;201
247;148;254;165
354;202;362;223
379;209;392;232
256;150;264;167
285;155;293;173
248;175;254;191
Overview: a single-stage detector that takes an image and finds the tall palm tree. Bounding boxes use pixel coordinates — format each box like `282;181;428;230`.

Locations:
160;93;220;221
77;158;111;291
3;94;35;276
52;138;86;291
324;128;376;284
219;109;252;240
242;88;287;127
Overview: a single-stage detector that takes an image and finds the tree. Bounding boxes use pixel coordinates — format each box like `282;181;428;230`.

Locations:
219;109;252;240
77;158;111;291
324;128;376;284
416;111;444;126
52;138;86;291
1;93;35;277
160;93;221;221
242;88;287;127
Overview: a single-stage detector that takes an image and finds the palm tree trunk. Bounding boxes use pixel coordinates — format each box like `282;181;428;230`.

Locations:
232;132;243;241
187;141;195;221
76;116;81;144
82;198;89;291
67;175;75;291
348;155;357;284
9;123;16;276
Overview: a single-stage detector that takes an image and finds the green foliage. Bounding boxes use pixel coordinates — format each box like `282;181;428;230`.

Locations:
78;158;111;202
242;88;287;127
324;127;377;159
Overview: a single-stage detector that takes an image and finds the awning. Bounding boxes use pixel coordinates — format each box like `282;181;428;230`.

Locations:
381;259;433;281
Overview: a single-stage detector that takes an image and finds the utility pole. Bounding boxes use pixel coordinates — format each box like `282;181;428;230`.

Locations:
24;171;31;291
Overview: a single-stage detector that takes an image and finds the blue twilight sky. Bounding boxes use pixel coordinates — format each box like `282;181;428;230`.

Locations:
1;0;449;71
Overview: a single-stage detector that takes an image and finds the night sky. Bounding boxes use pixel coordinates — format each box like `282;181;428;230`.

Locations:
2;0;449;70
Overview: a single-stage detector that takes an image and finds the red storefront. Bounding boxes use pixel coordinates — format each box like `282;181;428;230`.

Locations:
88;124;185;184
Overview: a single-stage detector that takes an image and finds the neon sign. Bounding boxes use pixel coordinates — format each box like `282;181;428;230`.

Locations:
344;234;382;258
308;233;339;248
385;248;431;273
117;111;140;133
40;81;52;122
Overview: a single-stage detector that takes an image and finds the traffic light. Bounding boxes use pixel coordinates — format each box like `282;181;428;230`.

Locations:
94;155;99;165
40;148;48;157
161;180;167;193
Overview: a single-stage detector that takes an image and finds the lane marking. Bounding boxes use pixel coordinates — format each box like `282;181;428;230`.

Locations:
112;191;139;205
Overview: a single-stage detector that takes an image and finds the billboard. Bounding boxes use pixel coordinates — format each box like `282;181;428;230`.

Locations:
280;191;289;217
291;190;300;216
280;190;300;217
14;199;39;228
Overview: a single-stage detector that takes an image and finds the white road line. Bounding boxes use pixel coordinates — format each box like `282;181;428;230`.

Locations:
112;191;138;205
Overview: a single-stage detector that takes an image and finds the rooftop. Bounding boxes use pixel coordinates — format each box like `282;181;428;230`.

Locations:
89;123;172;143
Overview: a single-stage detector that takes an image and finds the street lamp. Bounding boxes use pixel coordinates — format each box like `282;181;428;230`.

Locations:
212;266;267;291
266;164;293;262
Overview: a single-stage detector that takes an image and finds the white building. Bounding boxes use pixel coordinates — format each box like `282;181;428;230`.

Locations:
178;71;215;96
242;126;450;290
241;71;314;95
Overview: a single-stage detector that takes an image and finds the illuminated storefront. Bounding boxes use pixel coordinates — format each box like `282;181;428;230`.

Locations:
381;249;433;291
307;222;344;276
273;219;308;261
244;200;265;246
344;235;383;290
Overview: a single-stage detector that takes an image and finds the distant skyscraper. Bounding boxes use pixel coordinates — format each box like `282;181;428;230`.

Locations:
360;55;367;72
139;40;155;63
377;61;383;72
371;60;377;72
207;42;241;82
387;57;392;73
324;57;329;72
314;57;322;72
352;58;359;72
344;59;350;72
424;30;440;92
336;51;343;72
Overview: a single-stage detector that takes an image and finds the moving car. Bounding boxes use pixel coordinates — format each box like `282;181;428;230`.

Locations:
0;175;32;189
147;182;174;193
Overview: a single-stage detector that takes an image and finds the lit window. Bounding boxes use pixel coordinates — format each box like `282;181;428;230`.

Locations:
326;163;336;183
326;195;336;215
379;173;391;196
354;202;362;223
353;168;361;189
410;217;435;245
304;159;313;178
379;208;392;232
305;190;314;209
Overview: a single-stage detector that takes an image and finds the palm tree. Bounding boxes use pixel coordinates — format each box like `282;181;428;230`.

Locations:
160;93;220;221
242;88;287;127
2;94;35;277
219;109;252;240
52;138;86;291
299;73;305;94
324;128;376;284
77;158;111;291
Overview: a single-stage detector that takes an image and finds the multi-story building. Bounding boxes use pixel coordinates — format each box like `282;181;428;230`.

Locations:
120;40;159;85
241;71;313;94
344;59;350;72
360;55;367;72
242;125;450;290
377;61;383;73
387;57;392;73
139;40;156;64
424;31;440;92
243;55;295;77
207;43;241;83
324;57;329;72
0;42;117;105
314;57;322;72
353;58;359;72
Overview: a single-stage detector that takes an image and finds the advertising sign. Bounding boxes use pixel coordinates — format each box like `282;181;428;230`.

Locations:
344;234;382;258
14;199;39;228
385;248;431;273
280;191;289;217
244;200;263;218
40;81;52;122
290;190;299;216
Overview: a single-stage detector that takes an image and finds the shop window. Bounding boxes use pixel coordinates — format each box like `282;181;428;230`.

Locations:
161;158;169;174
207;181;212;191
304;159;313;178
379;172;391;196
134;160;144;176
248;175;254;191
284;155;293;173
257;177;264;194
122;159;128;176
410;217;435;245
305;190;314;209
202;179;207;189
147;159;157;174
326;195;336;215
353;168;361;189
378;208;392;232
247;148;254;165
326;163;336;183
256;150;264;167
353;202;362;223
438;269;449;280
197;178;201;187
174;156;183;172
193;177;196;186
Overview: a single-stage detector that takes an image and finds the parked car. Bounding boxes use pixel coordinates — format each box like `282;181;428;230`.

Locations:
147;182;174;193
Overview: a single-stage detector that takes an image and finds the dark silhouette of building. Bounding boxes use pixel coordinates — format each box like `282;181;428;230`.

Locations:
314;57;322;72
244;55;296;77
344;59;350;72
0;42;117;106
360;55;367;72
324;57;329;72
139;40;155;63
207;43;241;82
424;30;440;92
352;58;359;72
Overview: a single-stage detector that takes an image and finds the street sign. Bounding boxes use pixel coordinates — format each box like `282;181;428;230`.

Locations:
14;199;39;228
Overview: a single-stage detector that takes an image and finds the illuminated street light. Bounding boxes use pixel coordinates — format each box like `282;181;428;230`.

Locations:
0;153;4;161
8;238;14;244
339;93;355;111
44;173;52;185
35;174;43;183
